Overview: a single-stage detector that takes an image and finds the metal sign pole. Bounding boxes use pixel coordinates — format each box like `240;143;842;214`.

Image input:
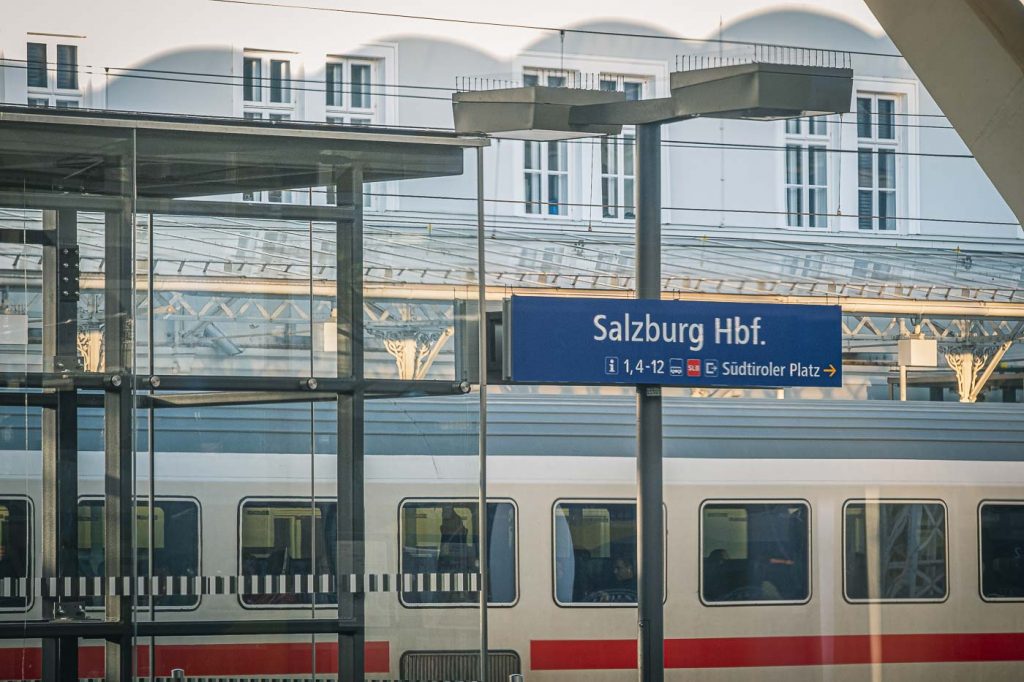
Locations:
635;122;664;682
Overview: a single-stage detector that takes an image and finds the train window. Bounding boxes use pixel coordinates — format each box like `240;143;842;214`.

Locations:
0;499;30;610
700;501;810;604
78;498;200;609
239;499;336;607
844;500;947;602
980;502;1024;600
400;500;517;606
554;501;637;605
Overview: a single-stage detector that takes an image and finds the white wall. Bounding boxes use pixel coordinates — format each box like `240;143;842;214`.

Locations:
1;0;1020;240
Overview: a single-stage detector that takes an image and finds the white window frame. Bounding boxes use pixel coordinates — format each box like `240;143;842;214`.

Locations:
236;496;338;610
324;56;380;209
0;496;33;613
240;52;296;204
977;500;1024;603
781;116;831;229
25;37;83;109
698;498;812;607
241;50;296;116
510;53;668;222
78;495;202;612
856;93;899;232
841;498;949;604
551;498;667;608
520;68;576;218
838;79;919;234
398;497;519;609
597;74;649;222
324;57;378;123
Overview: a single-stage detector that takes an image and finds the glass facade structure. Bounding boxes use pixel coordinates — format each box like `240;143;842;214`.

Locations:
0;106;487;681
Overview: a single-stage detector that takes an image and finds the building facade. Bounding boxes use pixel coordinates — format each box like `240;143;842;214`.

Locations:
1;0;1022;401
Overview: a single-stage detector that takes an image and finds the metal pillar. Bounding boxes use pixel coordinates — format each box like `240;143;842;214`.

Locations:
104;199;135;682
635;122;664;682
476;146;490;682
336;169;365;682
41;208;79;682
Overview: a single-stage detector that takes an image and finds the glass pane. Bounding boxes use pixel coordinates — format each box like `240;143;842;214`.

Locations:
524;172;540;213
601;136;616;175
547;174;560;215
547;141;561;172
785;118;800;135
28;97;49;107
701;502;810;603
554;502;636;604
26;43;47;88
400;501;516;605
602;177;617;219
326;63;343;107
599;79;617;92
877;149;896;189
808;116;827;135
270;60;290;104
857;148;873;188
623;178;635;219
879;190;896;230
524;141;537;170
858;190;874;230
351;63;371;108
980;504;1024;599
547;75;566;88
55;100;78;109
845;502;947;600
522;73;539;86
0;499;30;609
877;98;895;139
623;132;635;177
243;57;261;102
77;499;200;608
857;97;872;138
56;45;77;90
809;188;828;228
786;188;802;227
785;145;802;185
623;82;642;101
808;145;827;186
239;500;337;606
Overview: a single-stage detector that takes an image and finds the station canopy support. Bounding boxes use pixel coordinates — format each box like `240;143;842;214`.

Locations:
453;52;854;682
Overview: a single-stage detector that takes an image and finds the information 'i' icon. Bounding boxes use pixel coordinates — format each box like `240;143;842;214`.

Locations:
605;356;619;375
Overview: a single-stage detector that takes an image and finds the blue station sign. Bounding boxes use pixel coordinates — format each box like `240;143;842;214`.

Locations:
507;296;842;387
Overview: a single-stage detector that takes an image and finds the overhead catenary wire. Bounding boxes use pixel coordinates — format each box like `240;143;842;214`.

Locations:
206;0;906;60
343;189;1024;229
1;60;963;133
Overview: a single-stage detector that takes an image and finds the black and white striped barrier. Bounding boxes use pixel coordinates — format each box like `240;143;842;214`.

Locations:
0;573;480;598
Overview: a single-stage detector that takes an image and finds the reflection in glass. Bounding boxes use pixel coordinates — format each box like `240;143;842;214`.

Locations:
401;500;516;605
239;499;337;606
0;499;30;610
845;501;947;600
701;502;809;603
980;503;1024;599
554;502;636;605
78;499;200;608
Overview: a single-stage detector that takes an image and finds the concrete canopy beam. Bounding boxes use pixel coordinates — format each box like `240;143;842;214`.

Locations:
862;0;1024;225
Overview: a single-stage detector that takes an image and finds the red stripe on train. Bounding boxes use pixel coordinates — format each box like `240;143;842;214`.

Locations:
531;633;1024;670
0;641;389;678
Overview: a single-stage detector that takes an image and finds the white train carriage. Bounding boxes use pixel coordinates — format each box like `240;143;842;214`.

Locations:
0;395;1021;681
